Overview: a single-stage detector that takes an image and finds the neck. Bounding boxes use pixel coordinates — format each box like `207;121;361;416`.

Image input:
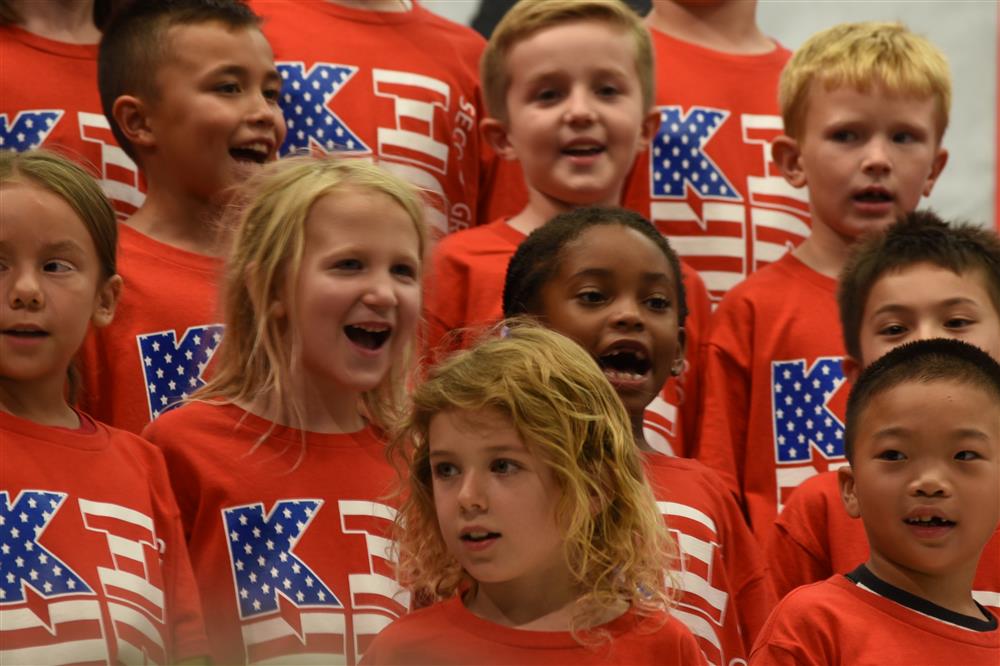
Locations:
126;184;230;257
632;415;656;453
245;372;367;434
466;571;582;631
791;222;853;279
0;377;79;429
507;185;624;236
646;1;774;55
11;0;100;44
865;553;984;619
324;0;411;12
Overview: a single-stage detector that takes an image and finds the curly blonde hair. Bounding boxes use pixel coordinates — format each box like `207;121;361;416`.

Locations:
196;155;427;435
390;322;677;639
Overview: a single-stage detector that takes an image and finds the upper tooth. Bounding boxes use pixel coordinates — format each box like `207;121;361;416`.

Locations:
358;324;388;332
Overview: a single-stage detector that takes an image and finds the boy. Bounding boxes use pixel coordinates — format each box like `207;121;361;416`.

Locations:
697;22;950;540
250;0;519;236
768;212;1000;613
622;0;811;306
79;0;286;434
423;0;712;457
750;338;1000;664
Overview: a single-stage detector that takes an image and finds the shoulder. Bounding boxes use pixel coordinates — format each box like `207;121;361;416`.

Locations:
411;3;486;56
140;400;231;448
364;600;458;664
433;220;520;261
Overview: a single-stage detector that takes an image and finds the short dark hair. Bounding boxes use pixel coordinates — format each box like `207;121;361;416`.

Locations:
844;338;1000;461
98;0;260;161
839;210;1000;361
502;206;687;329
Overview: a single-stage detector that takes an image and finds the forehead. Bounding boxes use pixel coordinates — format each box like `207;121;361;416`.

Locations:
797;81;943;138
428;407;525;449
556;224;675;279
865;262;994;310
157;21;274;76
0;182;91;247
505;19;638;85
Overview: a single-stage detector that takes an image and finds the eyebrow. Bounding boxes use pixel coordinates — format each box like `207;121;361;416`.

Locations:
569;267;672;283
872;297;981;315
871;426;992;441
0;239;87;254
428;443;527;458
209;64;282;82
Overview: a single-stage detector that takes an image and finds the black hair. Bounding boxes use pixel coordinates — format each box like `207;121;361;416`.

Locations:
502;206;687;329
98;0;260;162
844;337;1000;461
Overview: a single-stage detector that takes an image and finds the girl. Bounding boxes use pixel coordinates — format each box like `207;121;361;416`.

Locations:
502;206;776;666
365;325;706;665
0;150;207;663
141;156;427;665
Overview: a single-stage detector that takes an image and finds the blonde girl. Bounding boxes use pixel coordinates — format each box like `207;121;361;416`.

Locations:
142;156;427;665
365;324;705;665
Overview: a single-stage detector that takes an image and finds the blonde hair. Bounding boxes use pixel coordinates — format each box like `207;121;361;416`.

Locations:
390;322;677;638
197;155;428;433
779;21;951;141
1;150;118;404
481;0;653;122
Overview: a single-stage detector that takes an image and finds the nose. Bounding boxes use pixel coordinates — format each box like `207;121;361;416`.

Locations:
562;87;597;126
247;91;280;130
610;296;644;331
360;271;399;310
861;135;892;177
7;268;44;311
909;460;951;498
457;469;487;514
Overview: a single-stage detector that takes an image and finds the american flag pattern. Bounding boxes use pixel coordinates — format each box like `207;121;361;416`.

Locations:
0;491;170;664
771;358;848;511
221;499;406;664
277;63;369;156
647;107;810;303
136;325;224;421
643;396;679;457
0;111;63;152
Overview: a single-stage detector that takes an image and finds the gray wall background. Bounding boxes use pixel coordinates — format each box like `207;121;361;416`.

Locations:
423;0;998;228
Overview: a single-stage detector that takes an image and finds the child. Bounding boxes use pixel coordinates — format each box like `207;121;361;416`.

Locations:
424;0;712;457
768;211;1000;613
365;325;706;665
502;206;775;664
141;156;426;665
78;0;287;434
622;0;811;305
750;338;1000;664
0;0;145;218
697;21;951;541
250;0;520;235
0;150;207;663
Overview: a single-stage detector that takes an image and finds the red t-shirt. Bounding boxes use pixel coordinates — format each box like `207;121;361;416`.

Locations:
77;223;225;434
644;453;775;665
423;218;711;457
622;29;809;305
251;0;521;235
697;253;850;543
142;401;403;665
768;471;1000;615
750;569;1000;665
0;24;145;218
362;596;707;665
0;409;208;663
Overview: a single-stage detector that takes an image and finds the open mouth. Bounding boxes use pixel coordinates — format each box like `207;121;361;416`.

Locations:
904;516;955;527
562;145;605;157
229;142;270;164
461;531;500;543
2;328;48;338
344;324;390;350
597;348;651;381
853;189;893;203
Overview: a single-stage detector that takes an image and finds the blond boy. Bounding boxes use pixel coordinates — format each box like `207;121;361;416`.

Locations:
697;22;950;541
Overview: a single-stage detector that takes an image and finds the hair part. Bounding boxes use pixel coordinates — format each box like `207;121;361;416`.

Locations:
779;21;951;141
503;206;687;329
98;0;260;162
838;210;1000;361
195;155;427;436
390;323;678;639
844;338;1000;461
480;0;653;123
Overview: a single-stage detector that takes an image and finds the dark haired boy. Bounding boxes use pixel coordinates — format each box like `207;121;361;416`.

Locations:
751;339;1000;665
767;213;1000;614
78;0;286;433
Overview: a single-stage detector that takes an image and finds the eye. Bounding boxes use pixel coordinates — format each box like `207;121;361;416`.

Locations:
391;262;418;280
263;86;282;102
876;449;905;461
944;316;974;330
534;88;561;103
955;450;982;461
830;129;857;143
432;462;459;479
596;84;620;98
575;289;606;306
43;259;74;273
215;81;241;94
876;323;907;337
490;458;521;475
332;258;363;271
645;295;671;312
892;130;924;144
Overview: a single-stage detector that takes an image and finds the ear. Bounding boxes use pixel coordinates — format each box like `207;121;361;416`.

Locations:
921;146;949;197
842;355;861;383
481;117;517;161
244;262;288;320
112;95;155;150
838;465;861;519
671;327;687;377
636;108;662;151
91;274;123;328
771;135;807;189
